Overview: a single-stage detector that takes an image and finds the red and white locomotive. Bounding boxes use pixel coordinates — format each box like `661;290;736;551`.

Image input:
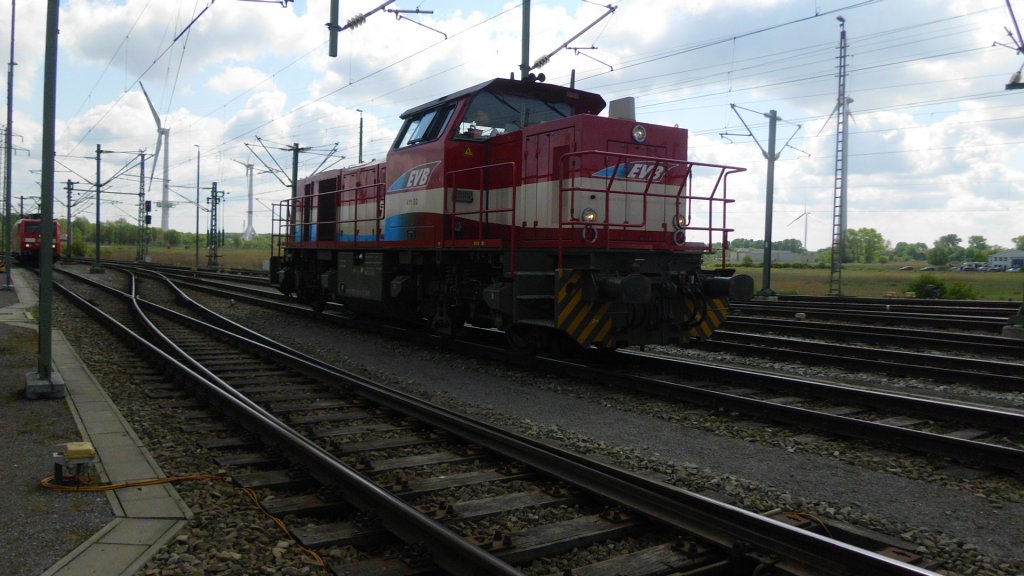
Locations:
271;77;752;352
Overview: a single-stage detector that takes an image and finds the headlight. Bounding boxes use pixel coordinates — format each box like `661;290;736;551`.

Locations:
673;213;686;229
631;124;647;143
582;207;598;222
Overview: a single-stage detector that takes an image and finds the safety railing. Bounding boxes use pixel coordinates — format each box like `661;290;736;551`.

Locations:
557;150;745;268
444;161;519;275
271;153;745;274
271;181;387;257
270;200;291;262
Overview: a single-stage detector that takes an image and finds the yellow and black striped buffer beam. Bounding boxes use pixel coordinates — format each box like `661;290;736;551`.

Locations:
556;269;613;347
688;296;729;340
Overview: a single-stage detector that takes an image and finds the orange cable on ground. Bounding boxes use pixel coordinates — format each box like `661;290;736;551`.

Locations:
40;474;329;573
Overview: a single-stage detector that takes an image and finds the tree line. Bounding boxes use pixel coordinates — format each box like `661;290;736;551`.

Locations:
16;216;272;257
13;211;1021;266
729;230;1024;265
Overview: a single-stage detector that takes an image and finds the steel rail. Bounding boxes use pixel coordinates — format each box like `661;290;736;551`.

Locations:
698;334;1024;386
114;267;1024;473
774;294;1021;313
722;316;1023;357
52;273;522;576
731;303;1008;332
131;271;943;576
612;351;1024;432
556;350;1024;473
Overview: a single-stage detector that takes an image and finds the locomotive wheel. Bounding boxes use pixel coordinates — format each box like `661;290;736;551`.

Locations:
430;303;467;338
506;325;539;355
543;329;584;358
310;296;328;313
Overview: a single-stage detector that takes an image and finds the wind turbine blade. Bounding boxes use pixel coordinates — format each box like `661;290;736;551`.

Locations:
144;129;163;195
816;101;840;137
140;81;161;130
153;134;162;167
146;134;162;195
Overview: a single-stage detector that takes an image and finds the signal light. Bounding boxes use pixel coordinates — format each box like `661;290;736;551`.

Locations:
145;215;152;225
145;200;152;212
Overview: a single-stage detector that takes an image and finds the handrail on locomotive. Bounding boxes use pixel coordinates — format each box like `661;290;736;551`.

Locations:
272;155;743;270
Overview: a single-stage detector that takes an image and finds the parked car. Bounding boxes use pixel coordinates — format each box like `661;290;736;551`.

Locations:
919;266;935;271
898;266;914;271
1008;267;1021;273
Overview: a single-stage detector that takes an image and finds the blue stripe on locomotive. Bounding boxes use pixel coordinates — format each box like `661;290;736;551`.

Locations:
383;213;431;241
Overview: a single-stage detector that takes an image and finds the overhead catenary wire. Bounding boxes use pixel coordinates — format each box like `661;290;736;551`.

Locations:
65;0;216;157
133;1;522;186
64;2;942;172
59;0;1016;167
41;0;1023;241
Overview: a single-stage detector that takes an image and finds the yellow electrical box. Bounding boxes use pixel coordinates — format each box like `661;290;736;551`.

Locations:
64;442;96;459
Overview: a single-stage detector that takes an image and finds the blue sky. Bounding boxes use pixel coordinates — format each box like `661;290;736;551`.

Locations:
3;0;1022;251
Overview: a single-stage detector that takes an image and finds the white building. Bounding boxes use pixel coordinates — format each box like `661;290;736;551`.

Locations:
989;250;1024;270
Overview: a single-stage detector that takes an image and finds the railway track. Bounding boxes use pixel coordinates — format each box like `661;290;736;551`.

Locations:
50;266;944;575
147;270;1024;393
567;349;1024;474
772;295;1021;315
730;299;1016;333
109;264;1024;472
719;316;1023;358
693;333;1023;389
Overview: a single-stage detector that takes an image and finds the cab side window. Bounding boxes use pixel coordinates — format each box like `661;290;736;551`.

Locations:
395;104;455;149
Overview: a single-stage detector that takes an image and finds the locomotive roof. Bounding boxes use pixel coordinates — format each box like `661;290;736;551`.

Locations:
399;78;606;119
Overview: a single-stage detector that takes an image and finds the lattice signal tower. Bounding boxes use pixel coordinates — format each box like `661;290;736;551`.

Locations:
828;17;852;296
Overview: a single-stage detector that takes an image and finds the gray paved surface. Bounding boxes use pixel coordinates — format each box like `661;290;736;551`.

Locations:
0;267;190;576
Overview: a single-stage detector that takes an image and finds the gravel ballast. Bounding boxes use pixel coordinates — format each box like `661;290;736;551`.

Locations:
199;294;1022;575
10;265;1022;576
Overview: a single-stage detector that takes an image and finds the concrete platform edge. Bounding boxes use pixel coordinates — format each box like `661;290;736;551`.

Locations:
40;517;189;576
3;268;192;576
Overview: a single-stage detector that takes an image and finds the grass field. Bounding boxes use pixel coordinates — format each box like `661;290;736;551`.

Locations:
91;245;1024;302
740;264;1024;301
98;245;272;271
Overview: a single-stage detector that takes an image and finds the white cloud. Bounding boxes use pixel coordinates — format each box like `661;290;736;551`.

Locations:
207;67;278;95
4;0;1021;248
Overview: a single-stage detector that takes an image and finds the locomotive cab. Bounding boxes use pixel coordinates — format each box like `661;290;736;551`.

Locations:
383;79;605;246
272;78;752;352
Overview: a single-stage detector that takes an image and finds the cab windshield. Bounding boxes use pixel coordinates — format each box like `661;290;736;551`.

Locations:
456;90;572;141
395;104;456;149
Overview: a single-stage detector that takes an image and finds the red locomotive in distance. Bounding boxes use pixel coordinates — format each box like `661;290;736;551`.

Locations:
14;215;62;265
271;77;753;353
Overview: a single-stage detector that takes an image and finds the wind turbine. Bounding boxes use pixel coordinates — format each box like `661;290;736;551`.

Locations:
788;205;811;253
233;159;257;241
140;82;171;231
